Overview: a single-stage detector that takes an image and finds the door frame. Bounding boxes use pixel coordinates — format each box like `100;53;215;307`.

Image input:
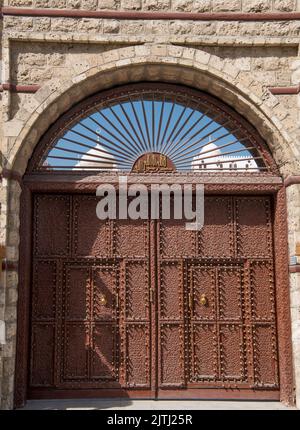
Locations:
14;173;294;407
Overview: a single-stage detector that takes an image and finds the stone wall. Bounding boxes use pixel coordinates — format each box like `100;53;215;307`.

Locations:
4;0;300;12
1;0;300;409
4;16;300;38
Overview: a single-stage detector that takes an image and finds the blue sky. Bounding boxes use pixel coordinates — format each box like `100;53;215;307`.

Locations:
45;99;254;170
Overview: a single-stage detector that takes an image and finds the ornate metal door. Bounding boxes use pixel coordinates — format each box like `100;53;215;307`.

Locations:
30;194;152;395
29;193;279;399
157;196;278;397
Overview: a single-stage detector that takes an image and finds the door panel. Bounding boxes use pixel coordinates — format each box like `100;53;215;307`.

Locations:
34;195;71;257
187;262;246;386
235;197;272;259
199;197;234;258
30;324;55;387
190;324;217;382
190;267;216;320
159;220;197;258
220;324;245;380
29;193;279;399
63;324;89;380
160;324;185;387
124;261;149;321
125;324;150;388
253;324;278;386
115;220;148;258
73;195;111;258
91;324;118;380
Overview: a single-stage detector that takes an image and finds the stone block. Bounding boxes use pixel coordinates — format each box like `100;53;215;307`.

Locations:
103;19;121;33
121;0;142;9
242;0;271;12
173;0;193;11
98;0;121;8
212;0;240;11
144;0;170;10
273;0;296;12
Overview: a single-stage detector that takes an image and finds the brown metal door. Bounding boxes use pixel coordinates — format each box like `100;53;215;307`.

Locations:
157;196;279;399
29;193;279;399
29;194;152;396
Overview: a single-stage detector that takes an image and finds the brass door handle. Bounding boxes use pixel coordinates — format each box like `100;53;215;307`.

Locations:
99;293;107;306
200;294;208;306
115;293;119;308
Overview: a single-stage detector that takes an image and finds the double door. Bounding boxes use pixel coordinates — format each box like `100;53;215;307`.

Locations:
29;194;279;399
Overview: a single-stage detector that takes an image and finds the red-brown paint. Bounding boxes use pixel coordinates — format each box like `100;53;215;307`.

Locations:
0;83;40;93
2;7;300;21
284;175;300;188
0;168;23;184
269;85;300;95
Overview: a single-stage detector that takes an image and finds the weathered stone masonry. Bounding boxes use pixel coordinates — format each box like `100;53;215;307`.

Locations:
1;1;300;409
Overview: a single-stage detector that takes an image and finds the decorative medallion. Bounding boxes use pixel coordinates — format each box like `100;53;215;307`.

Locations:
131;153;176;173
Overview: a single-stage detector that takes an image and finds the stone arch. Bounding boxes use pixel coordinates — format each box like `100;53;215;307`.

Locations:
4;45;296;408
5;44;298;177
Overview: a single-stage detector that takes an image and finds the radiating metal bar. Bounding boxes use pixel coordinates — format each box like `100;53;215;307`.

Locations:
192;128;241;152
178;167;267;172
120;101;147;154
59;137;132;161
40;165;129;170
129;98;148;152
178;166;259;171
176;148;262;166
103;106;135;149
118;103;146;154
172;136;250;165
156;98;165;152
165;109;196;152
165;110;209;156
141;97;151;148
167;113;225;159
161;104;188;154
169;115;230;159
192;139;250;159
176;147;258;167
47;155;121;165
91;110;142;156
54;145;125;164
170;121;232;161
105;105;142;155
171;128;241;163
159;100;176;152
71;123;132;158
80;116;139;158
59;136;128;160
152;96;155;152
193;155;263;166
68;128;135;160
89;135;136;162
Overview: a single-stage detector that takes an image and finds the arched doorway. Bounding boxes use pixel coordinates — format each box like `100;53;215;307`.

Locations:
15;83;293;405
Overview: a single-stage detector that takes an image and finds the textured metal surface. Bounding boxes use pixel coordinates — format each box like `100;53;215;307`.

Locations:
29;194;151;392
157;196;278;391
28;193;279;398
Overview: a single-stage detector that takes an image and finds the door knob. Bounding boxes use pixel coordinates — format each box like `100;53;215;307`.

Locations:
99;293;107;306
200;294;208;306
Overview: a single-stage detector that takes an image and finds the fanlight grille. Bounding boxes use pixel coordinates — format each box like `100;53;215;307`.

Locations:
32;85;275;174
